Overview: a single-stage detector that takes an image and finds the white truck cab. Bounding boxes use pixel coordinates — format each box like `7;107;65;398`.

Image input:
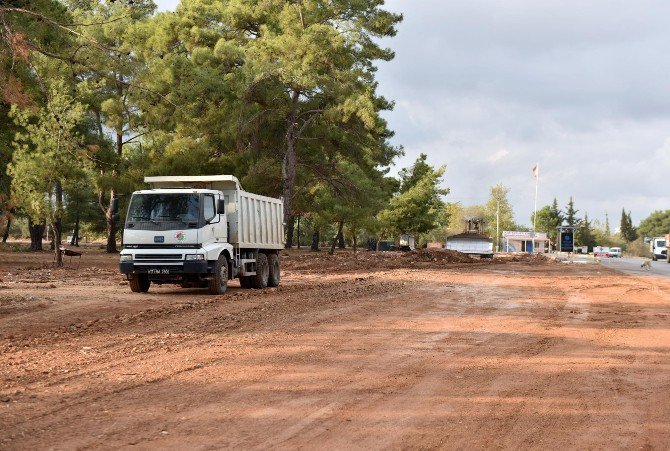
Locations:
119;175;284;294
650;237;667;261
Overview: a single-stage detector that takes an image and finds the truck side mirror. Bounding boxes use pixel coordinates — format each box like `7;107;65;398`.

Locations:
111;197;119;215
217;199;225;215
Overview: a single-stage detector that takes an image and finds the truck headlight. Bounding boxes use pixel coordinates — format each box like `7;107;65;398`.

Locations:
120;254;133;262
185;254;205;261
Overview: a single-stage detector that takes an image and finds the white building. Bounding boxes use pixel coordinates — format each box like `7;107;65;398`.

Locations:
502;231;550;253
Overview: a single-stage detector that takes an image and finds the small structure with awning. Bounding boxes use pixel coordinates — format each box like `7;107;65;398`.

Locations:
502;231;550;253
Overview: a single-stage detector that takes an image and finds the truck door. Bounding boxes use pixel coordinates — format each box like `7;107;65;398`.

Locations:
200;193;218;245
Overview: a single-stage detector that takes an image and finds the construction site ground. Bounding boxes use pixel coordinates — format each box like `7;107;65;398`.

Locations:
1;246;669;449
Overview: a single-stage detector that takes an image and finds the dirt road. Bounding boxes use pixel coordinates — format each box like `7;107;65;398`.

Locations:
1;248;669;449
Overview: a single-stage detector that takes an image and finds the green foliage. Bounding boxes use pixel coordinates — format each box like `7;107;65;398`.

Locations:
619;208;638;242
484;183;515;248
576;212;597;250
420;205;452;244
8;78;87;223
135;0;403;239
564;196;580;227
533;198;563;240
398;153;432;193
378;155;448;238
1;0;405;249
637;210;670;238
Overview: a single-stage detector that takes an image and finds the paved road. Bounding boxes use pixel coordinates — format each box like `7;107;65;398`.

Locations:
599;256;670;277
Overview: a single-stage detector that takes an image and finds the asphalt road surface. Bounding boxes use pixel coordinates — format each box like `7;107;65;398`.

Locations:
600;256;670;277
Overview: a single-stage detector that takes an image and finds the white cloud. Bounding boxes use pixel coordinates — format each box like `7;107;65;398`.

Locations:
376;0;670;226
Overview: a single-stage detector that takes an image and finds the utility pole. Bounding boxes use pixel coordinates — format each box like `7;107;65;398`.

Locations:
496;200;500;253
532;163;539;253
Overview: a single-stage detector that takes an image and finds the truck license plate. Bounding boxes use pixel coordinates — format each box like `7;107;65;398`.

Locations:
148;269;171;275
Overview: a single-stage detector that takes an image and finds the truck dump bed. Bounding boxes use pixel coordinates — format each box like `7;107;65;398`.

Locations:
144;175;284;250
446;232;494;256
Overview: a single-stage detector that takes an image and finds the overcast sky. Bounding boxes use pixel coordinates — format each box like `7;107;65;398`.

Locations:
155;0;670;227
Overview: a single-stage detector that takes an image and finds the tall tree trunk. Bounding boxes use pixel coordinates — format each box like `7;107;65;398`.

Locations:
282;88;300;249
329;220;344;255
28;218;45;251
352;231;357;254
285;217;295;249
337;228;345;249
311;230;320;251
100;188;118;253
53;181;63;267
296;215;301;249
106;191;117;253
282;140;296;248
2;214;11;243
70;214;80;247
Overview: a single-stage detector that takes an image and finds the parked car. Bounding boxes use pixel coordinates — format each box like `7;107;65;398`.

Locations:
593;246;611;257
609;247;622;258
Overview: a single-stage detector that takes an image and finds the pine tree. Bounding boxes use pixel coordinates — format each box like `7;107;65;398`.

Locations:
626;211;638;241
577;212;596;250
564;197;580;227
8;78;88;266
638;210;670;237
378;155;448;239
619;208;638;242
604;212;611;236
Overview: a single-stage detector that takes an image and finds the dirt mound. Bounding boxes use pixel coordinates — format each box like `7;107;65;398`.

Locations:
497;252;549;263
402;248;475;263
282;249;475;273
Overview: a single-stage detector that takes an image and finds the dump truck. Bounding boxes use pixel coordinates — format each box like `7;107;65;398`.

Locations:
445;218;494;258
446;232;494;258
119;175;284;294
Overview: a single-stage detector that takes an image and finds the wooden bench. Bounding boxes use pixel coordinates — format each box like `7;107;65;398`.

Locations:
56;247;82;268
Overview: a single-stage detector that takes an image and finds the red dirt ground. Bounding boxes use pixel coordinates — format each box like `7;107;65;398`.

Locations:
1;246;669;449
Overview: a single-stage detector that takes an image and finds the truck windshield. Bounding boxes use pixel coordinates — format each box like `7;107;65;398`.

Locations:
127;194;199;222
657;240;666;247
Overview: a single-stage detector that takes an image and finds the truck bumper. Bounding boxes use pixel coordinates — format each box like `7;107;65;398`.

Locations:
119;261;209;275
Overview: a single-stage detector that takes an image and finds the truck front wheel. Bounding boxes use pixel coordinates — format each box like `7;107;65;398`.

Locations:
268;254;280;287
129;274;150;293
208;254;229;295
252;253;269;289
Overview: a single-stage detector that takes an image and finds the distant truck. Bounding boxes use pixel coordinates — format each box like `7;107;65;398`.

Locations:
609;247;622;258
446;232;494;258
650;236;667;261
119;175;284;294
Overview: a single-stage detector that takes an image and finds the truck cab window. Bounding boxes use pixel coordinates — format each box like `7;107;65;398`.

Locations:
204;195;216;222
128;194;199;223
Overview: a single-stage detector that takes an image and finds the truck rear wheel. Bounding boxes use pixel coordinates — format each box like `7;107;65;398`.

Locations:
208;254;229;295
252;253;269;289
129;274;150;293
268;253;280;287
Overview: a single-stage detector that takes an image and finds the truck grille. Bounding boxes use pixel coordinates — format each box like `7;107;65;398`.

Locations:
135;254;183;260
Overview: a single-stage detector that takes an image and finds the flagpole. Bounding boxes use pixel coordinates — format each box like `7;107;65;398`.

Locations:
533;163;539;252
